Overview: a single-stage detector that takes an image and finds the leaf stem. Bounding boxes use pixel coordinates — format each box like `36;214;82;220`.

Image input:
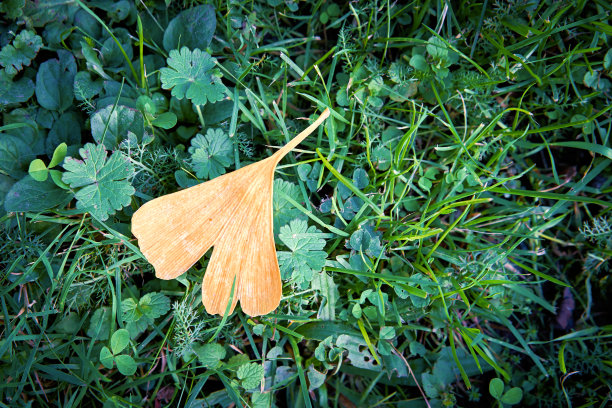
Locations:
195;105;206;129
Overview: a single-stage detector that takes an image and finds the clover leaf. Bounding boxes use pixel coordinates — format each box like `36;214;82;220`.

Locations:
99;328;137;376
62;143;135;221
188;128;233;180
159;47;227;106
0;30;43;76
277;219;328;288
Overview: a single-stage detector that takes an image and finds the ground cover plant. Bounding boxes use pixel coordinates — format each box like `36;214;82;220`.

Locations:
1;0;611;407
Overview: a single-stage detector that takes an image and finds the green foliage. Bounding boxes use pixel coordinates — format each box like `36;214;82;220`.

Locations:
35;50;76;112
0;30;43;76
160;47;227;106
91;105;146;149
236;362;264;390
163;4;216;52
194;343;226;368
188;128;233;179
122;292;170;335
2;0;611;407
278;219;328;288
62;143;135;221
4;176;73;213
489;378;523;406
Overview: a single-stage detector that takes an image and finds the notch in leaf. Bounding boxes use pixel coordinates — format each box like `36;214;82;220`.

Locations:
132;108;330;316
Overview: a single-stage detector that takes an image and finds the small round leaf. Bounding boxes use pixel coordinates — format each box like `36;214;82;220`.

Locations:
489;378;504;399
28;159;48;181
49;170;70;190
111;328;130;354
49;142;67;168
152;112;178;129
100;346;114;369
501;387;524;405
115;354;137;376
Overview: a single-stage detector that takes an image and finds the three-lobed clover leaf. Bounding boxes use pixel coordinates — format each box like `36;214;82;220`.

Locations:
277;219;328;288
62;143;135;221
159;47;227;106
99;328;137;376
0;30;43;76
188;128;233;180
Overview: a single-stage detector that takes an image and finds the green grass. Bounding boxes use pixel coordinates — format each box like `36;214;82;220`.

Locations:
1;0;611;407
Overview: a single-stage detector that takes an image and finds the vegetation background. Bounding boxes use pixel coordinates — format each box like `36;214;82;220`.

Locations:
0;0;611;407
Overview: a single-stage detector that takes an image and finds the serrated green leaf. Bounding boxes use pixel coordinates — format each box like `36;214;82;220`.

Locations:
111;329;130;354
122;292;170;325
251;392;271;408
0;0;25;19
236;362;264;390
193;343;226;368
160;47;227;106
426;36;448;59
188;128;233;180
49;143;67;168
277;219;327;288
91;105;145;149
138;292;170;319
28;159;48;181
100;346;114;369
115;354;137;376
62;143;135;221
0;30;43;76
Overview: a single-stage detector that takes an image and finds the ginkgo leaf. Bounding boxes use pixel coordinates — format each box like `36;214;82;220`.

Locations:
0;30;43;76
132;108;330;317
189;128;233;179
159;47;227;106
277;219;328;288
62;143;135;221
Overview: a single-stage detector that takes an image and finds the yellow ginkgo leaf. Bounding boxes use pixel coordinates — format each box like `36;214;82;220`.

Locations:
132;108;330;316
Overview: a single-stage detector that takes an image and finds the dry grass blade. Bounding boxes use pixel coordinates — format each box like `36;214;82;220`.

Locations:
132;108;330;316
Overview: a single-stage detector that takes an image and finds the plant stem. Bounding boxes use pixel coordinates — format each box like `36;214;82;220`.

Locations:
195;105;205;129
